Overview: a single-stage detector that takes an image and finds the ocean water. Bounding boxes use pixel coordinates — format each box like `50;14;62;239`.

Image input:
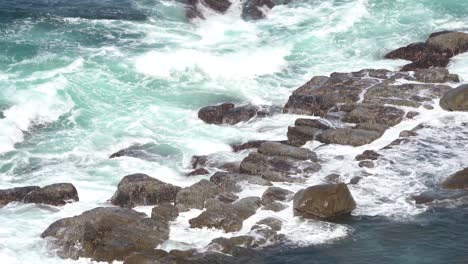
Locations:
0;0;468;263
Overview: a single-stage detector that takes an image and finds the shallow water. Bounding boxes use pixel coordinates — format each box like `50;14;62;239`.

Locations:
0;0;468;263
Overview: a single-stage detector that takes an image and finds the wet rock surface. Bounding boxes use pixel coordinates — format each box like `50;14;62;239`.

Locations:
198;103;263;125
152;204;179;222
110;174;181;208
242;0;275;20
175;179;220;212
23;183;79;206
440;84;468;112
0;186;40;206
41;207;170;262
442;168;468;190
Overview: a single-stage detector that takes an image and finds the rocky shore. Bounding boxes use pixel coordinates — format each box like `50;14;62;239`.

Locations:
2;29;468;263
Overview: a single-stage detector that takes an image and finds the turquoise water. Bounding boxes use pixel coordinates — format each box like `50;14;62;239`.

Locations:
0;0;468;263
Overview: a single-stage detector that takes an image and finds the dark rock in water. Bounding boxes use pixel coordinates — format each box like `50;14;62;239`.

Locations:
203;0;232;13
293;183;356;220
109;143;180;161
198;103;235;124
175;179;220;212
257;141;318;161
406;111;420;119
210;171;272;193
187;168;210;176
334;104;405;127
441;168;468;190
151;204;179;222
110;174;181;208
191;155;209;169
231;140;267;152
123;249;169;264
325;173;341;183
401;55;451;71
355;150;381;161
426;32;468;55
349;176;362;185
241;0;274;20
41;207;169;262
287;125;321;147
254;217;283;231
261;186;294;205
316;128;382;147
208;236;255;254
240;152;301;182
385;42;451;64
219;162;241;173
222;105;258;125
295;118;332;130
358;161;374;168
23;183;79;206
189;197;262;232
399;130;418;138
440;84;468;111
261;201;287;212
412;194;436;205
414;68;459;83
0;186;40;206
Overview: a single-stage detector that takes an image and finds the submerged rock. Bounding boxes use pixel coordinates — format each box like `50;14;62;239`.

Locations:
0;186;40;206
187;168;210;176
355;150;381;161
41;207;169;262
293;183;356;220
441;168;468;190
110;174;181;208
23;183;79;206
440;84;468;111
175;179;220;212
241;0;275;20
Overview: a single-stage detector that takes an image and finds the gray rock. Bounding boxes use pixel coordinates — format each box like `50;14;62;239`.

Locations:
41;207;169;262
23;183;79;206
152;204;179;222
187;168;210;176
358;161;374;168
293;183;357;220
261;201;287;212
355;150;381;161
324;173;341;183
240;152;300;182
261;186;294;205
254;217;282;231
0;186;40;206
241;0;274;20
198;103;234;124
210;171;272;193
123;249;169;264
175;180;220;212
287;125;321;147
440;84;468;111
406;111;420;119
316;128;382;146
349;176;362;185
441;168;468;190
295;118;332;129
231;140;267;152
414;68;459;83
110;174;181;208
222;105;258;125
258;141;318;161
426;31;468;55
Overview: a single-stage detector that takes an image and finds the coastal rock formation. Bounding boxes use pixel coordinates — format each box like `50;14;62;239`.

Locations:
355;150;381;161
1;184;78;206
440;84;468;111
41;207;169;262
231;140;267;152
293;183;356;220
258;141;318;161
315;128;382;147
151;204;179;222
210;171;272;193
385;31;468;71
198;103;260;125
175;179;220;212
187;168;210;176
441;168;468;190
242;0;275;20
261;186;294;205
189;197;262;232
110;174;181;208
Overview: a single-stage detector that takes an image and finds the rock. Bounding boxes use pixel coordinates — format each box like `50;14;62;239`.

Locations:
324;173;341;183
109;143;179;161
189;197;262;232
240;152;300;182
401;55;451;71
355;150;381;161
293;183;357;220
191;155;209;169
175;179;220;212
222;105;258;125
151;204;179;222
203;0;232;13
399;130;418;138
210;171;272;193
411;194;436;205
334;104;405;127
208;236;254;254
358;161;374;168
414;68;459;83
198;103;234;124
187;168;210;176
440;84;468;111
261;186;294;205
219;162;241;173
441;168;468;190
257;141;318;161
41;207;169;262
426;31;468;55
231;140;266;152
241;0;274;20
406;111;420;119
287;125;321;147
123;249;169;264
295;118;332;130
349;176;362;185
23;183;79;206
254;217;282;231
261;201;287;212
110;174;181;208
316;128;382;147
0;186;40;206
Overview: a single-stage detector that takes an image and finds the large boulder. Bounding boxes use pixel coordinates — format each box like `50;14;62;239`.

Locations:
189;197;261;232
175;179;220;212
23;183;79;206
293;183;356;220
41;207;170;262
198;103;259;125
222;105;258;125
257;141;318;161
426;31;468;55
440;84;468;111
441;168;468;190
123;249;169;264
316;128;382;146
241;0;274;20
198;103;235;124
110;174;181;208
0;186;40;206
335;104;405;127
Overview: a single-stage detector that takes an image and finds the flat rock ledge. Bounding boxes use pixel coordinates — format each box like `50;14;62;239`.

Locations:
0;183;78;206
